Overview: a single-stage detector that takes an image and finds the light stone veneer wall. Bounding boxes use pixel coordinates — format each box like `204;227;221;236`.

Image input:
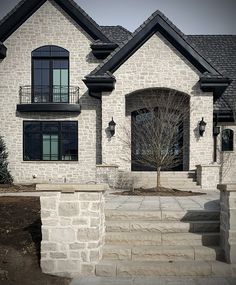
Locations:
217;124;236;183
0;0;102;183
101;32;214;171
218;184;236;264
40;188;105;277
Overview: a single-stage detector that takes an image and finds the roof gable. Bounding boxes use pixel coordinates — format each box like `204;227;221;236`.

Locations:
90;10;221;76
0;0;111;43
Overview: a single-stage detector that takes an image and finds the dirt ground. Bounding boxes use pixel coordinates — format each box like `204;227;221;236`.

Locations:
0;196;70;285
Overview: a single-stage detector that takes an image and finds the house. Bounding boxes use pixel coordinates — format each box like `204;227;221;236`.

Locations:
0;0;235;189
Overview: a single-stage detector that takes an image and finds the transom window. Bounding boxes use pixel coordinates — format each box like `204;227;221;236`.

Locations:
222;129;234;151
32;45;69;103
23;121;78;161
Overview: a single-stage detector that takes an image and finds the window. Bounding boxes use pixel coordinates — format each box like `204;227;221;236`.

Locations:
24;121;78;161
32;46;69;103
222;129;234;151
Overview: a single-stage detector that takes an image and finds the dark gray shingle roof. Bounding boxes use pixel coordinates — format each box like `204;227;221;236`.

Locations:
100;26;132;44
187;35;236;111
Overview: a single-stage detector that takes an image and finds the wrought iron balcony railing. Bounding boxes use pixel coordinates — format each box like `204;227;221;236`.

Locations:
19;85;79;104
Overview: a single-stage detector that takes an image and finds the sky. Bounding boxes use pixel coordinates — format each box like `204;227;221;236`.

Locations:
0;0;236;34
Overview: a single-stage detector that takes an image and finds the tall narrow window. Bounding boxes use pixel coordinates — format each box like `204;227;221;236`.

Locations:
32;46;69;103
23;121;78;161
222;129;234;151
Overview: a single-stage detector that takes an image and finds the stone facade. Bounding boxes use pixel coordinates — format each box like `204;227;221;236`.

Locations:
40;184;106;277
0;0;102;184
217;124;236;184
1;0;235;189
96;165;118;188
218;184;236;264
101;32;214;172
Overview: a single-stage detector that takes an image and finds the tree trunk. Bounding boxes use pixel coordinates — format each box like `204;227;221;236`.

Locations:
156;166;161;190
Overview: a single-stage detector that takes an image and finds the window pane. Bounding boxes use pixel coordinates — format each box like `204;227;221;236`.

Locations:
34;69;42;86
24;133;41;160
24;122;40;132
42;122;59;133
51;135;58;160
61;122;77;132
42;69;49;86
43;134;50;160
53;69;61;86
61;132;78;161
61;70;68;86
222;129;234;151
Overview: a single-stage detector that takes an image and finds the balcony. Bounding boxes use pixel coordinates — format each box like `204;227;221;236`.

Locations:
17;85;81;112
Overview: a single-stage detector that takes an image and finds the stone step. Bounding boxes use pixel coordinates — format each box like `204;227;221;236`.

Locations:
105;232;219;246
71;276;236;285
105;220;220;233
95;260;235;277
102;245;224;262
105;210;220;222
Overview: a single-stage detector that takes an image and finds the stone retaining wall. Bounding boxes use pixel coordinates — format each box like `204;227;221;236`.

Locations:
196;164;220;190
218;184;236;263
38;184;107;277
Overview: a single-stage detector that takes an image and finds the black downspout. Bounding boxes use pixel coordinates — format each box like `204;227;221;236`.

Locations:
213;114;220;162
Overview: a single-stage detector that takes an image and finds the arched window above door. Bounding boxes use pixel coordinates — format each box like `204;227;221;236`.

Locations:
32;45;69;103
222;129;234;151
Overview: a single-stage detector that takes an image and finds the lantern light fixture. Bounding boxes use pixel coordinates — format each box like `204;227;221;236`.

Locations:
199;117;206;136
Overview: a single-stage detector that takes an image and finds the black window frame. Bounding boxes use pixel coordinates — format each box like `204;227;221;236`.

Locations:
31;45;70;104
221;129;234;152
23;121;78;161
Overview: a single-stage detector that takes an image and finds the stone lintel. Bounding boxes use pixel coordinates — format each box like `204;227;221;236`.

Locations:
217;184;236;192
36;183;108;192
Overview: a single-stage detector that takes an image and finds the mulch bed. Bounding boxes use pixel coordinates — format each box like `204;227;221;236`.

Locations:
0;196;70;285
112;187;206;196
0;184;36;193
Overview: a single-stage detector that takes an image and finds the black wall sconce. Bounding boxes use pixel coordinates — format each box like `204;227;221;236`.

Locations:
199;117;206;136
108;117;116;137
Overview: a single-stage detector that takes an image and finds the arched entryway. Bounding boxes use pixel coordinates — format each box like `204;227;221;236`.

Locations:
125;88;190;171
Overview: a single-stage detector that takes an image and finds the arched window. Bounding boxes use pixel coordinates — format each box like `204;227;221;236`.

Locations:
32;45;69;103
222;129;234;151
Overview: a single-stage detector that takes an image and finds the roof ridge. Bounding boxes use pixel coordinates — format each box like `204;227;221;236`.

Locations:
89;9;221;76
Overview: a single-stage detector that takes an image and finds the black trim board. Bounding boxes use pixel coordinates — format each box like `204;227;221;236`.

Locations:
0;43;7;59
200;77;232;97
0;0;110;43
83;76;115;96
93;13;220;76
17;103;81;112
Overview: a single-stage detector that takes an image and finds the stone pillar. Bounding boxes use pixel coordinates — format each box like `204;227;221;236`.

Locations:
96;164;119;189
196;164;220;190
218;184;236;263
37;183;107;277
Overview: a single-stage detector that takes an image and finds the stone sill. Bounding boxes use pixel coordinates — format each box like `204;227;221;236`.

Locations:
96;164;118;168
217;184;236;192
196;164;220;168
35;183;108;192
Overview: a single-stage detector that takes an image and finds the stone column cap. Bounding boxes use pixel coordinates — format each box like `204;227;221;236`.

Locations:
196;163;220;168
217;184;236;192
36;183;108;192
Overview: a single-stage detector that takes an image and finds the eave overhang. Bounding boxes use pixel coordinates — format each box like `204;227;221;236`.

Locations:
91;42;118;59
0;43;7;59
83;75;116;98
214;110;234;123
199;77;232;97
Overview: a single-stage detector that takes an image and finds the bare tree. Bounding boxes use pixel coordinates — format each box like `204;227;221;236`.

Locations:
123;90;189;190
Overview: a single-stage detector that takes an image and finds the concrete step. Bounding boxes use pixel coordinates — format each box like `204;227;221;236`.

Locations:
95;260;235;277
102;245;224;262
105;232;219;246
105;210;220;222
105;220;219;233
